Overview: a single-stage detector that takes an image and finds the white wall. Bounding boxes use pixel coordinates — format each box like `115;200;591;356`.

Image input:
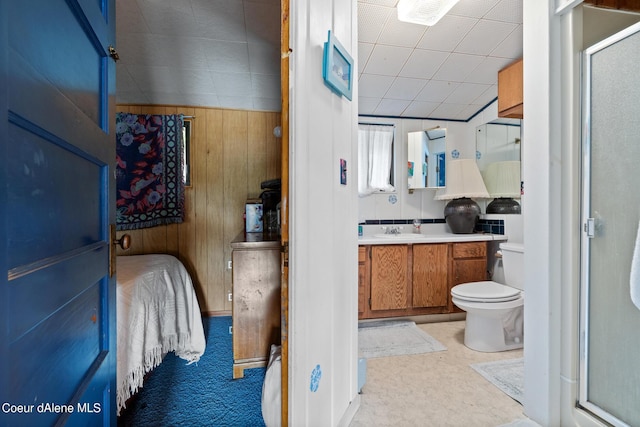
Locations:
288;0;360;425
358;102;499;223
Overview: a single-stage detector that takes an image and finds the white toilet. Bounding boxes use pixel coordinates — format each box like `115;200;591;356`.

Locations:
451;242;524;352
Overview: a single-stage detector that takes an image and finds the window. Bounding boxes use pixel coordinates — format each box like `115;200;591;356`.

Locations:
182;119;191;186
358;124;395;196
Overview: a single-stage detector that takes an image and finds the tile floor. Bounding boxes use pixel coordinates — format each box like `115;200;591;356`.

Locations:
350;320;533;427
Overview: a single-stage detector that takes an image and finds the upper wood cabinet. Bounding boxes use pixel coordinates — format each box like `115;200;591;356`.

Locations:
498;58;523;119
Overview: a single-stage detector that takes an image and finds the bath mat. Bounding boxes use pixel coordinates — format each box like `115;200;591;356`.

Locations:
358;320;446;359
471;357;524;405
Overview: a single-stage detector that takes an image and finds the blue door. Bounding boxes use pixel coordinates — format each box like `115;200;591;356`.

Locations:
0;0;116;425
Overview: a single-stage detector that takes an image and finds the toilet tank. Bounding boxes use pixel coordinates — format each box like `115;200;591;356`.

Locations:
500;242;524;290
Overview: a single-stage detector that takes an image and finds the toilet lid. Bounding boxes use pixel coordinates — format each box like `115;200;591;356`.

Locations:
451;281;521;303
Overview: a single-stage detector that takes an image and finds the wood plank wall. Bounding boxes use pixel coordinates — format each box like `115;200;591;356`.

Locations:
115;105;282;315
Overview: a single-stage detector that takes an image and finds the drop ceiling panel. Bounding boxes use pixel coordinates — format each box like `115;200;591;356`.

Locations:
416;15;477;52
359;74;396;98
115;0;523;120
455;20;518;56
385;77;428;100
398;49;450;80
363;44;413;76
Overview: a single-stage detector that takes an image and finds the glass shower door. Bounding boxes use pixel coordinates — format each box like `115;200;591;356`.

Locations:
580;22;640;426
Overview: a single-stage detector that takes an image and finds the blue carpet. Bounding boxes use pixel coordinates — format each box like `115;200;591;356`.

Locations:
117;316;266;427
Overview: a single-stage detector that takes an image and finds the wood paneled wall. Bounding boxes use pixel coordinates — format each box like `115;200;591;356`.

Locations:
116;105;282;314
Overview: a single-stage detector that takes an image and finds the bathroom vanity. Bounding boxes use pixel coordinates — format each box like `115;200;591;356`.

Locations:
358;233;505;320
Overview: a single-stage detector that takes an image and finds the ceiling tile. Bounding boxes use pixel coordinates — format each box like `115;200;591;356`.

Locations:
374;98;411;116
218;95;254;110
359;74;396;98
192;0;248;42
126;65;215;94
115;65;139;92
416;15;477;52
398;49;449;79
248;42;280;74
210;71;252;97
402;101;439;118
445;82;491;104
377;15;428;48
414;80;459;103
431;53;484;82
429;102;467;120
455;20;518;56
358;3;393;43
485;0;523;24
464;56;513;84
116;0;150;34
471;84;498;106
449;0;500;19
490;25;523;58
201;40;250;73
363;44;413;76
358;43;375;73
252;73;281;99
385;77;427;100
136;0;201;38
253;97;281;111
358;97;382;115
244;1;281;45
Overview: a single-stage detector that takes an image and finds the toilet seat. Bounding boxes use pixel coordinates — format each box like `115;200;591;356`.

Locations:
451;281;521;303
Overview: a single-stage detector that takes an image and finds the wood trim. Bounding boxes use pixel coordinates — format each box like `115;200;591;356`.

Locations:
280;0;290;425
584;0;640;11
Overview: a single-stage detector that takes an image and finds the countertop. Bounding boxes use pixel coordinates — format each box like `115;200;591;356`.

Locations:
231;231;281;249
358;233;507;245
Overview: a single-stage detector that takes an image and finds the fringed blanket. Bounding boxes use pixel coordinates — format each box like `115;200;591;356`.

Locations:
115;113;185;230
116;254;206;415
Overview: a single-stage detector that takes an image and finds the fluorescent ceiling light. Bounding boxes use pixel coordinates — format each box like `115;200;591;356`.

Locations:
397;0;460;26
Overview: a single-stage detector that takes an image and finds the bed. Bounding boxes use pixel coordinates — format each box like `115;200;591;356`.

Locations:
116;254;206;415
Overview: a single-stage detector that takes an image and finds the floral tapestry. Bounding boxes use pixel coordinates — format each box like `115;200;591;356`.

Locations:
115;113;184;230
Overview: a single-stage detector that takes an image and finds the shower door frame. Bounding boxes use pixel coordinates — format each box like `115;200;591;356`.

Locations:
579;21;640;427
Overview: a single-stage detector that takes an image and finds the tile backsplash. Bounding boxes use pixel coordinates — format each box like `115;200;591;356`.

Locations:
360;218;505;235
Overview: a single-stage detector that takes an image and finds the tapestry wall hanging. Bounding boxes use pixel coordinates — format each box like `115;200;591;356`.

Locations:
115;113;185;230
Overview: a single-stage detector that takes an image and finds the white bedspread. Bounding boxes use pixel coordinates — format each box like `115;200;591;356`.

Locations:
116;254;206;415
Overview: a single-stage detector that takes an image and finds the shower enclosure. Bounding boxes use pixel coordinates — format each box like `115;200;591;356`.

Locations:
580;21;640;426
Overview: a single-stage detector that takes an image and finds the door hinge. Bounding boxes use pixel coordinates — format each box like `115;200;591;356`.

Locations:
108;45;119;62
584;218;595;238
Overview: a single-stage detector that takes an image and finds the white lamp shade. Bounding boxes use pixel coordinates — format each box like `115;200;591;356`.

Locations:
483;161;521;198
435;158;489;200
397;0;460;26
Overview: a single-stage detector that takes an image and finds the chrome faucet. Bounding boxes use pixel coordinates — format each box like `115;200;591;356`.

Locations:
382;226;403;235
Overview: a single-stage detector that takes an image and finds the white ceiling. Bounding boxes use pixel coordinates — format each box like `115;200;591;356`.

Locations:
115;0;522;121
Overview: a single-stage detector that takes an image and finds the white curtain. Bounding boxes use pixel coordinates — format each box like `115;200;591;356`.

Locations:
358;124;395;196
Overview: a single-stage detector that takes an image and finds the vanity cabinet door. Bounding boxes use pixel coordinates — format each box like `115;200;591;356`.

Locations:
370;245;409;312
412;244;448;308
358;246;369;319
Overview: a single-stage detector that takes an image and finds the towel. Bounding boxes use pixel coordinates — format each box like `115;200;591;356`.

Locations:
631;220;640;311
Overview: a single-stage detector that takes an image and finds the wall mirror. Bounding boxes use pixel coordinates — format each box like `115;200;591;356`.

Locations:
407;127;446;189
476;119;522;213
476;119;521;173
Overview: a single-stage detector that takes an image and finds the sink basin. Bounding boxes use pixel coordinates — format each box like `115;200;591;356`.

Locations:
373;233;426;239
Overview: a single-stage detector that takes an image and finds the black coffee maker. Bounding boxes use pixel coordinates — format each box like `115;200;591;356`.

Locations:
260;179;280;233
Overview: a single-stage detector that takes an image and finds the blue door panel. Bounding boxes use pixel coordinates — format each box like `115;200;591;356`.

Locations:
8;0;104;126
7;123;105;270
9;245;108;342
6;282;105;426
2;0;116;425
